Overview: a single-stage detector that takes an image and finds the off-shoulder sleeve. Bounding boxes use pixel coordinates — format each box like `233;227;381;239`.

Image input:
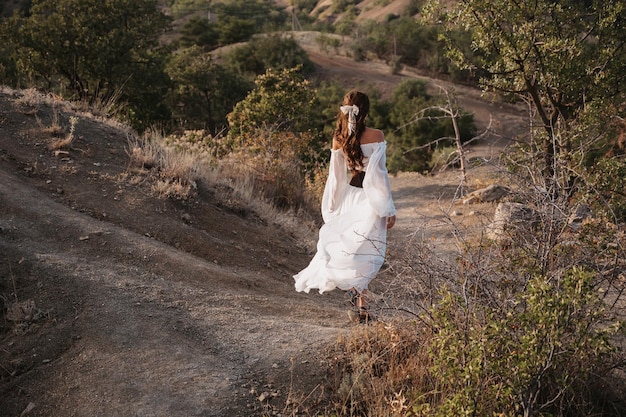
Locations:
321;148;348;223
363;142;396;218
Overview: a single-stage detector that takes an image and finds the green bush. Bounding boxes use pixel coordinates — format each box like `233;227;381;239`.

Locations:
585;156;626;222
423;267;623;416
224;34;315;78
5;0;172;131
323;231;626;416
166;46;251;132
178;17;219;50
225;67;326;210
375;79;476;173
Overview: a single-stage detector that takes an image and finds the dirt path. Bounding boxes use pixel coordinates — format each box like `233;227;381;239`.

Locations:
0;45;523;415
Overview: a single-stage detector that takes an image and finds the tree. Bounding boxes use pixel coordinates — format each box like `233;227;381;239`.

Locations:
223;33;315;78
428;0;626;187
178;16;219;50
166;46;251;132
227;66;323;144
382;79;475;173
7;0;172;129
225;66;326;209
214;0;288;45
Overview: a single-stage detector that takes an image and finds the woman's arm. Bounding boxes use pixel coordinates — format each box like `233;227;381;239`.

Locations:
362;142;396;218
321;148;348;223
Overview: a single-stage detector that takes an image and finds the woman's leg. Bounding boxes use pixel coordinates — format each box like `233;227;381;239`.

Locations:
346;288;374;323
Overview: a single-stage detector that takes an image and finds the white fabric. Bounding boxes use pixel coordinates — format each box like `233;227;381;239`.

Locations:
340;105;359;135
294;141;396;294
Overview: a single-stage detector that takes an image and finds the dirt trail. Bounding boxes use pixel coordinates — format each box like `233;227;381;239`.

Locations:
0;45;523;416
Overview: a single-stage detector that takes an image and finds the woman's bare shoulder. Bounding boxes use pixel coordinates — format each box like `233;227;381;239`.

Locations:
360;127;384;144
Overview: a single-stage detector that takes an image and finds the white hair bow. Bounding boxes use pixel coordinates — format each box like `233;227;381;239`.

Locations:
340;105;359;135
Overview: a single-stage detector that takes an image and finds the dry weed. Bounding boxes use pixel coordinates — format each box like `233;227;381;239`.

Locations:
37;107;64;138
48;115;79;150
328;321;431;417
13;88;71;113
127;129;318;244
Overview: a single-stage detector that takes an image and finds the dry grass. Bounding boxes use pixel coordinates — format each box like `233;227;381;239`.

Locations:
127;130;205;200
47;115;79;150
328;321;431;417
4;86;130;132
38;107;64;137
127;129;319;249
3;86;320;248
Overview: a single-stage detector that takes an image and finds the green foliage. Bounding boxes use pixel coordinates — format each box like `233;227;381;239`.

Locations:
0;37;17;85
423;266;622;416
292;0;318;14
427;145;457;172
215;15;256;45
225;67;326;210
166;46;251;132
332;0;359;14
168;0;205;18
227;66;322;144
213;0;288;44
223;34;315;78
6;0;172;130
315;33;342;54
314;81;348;137
227;65;325;166
178;17;219;50
428;0;626;183
349;15;469;79
376;79;476;173
170;0;290;45
582;156;626;222
429;0;626;103
334;6;358;36
405;0;423;16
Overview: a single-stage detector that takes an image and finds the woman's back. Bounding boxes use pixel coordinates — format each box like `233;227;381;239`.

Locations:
359;127;384;145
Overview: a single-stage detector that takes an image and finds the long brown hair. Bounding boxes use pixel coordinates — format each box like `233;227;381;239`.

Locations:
333;90;370;173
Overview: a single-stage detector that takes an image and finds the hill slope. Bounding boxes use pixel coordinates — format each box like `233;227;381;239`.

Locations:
0;51;522;413
0;88;353;416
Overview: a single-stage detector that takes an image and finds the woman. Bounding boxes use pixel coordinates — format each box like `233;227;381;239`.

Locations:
294;90;397;323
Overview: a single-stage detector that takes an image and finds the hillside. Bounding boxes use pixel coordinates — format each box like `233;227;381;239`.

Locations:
0;87;351;416
0;50;523;416
309;0;414;22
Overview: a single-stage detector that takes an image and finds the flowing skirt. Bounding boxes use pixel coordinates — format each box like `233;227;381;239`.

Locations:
294;185;388;294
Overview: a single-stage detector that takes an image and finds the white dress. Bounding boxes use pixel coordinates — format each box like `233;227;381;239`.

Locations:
294;141;396;294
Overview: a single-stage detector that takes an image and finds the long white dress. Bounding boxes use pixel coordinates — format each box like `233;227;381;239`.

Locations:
294;141;396;294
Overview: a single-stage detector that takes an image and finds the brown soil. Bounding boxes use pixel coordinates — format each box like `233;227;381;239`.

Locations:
0;48;525;416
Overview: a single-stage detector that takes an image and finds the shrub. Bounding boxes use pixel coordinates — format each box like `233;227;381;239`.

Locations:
378;79;476;174
226;67;327;211
166;46;251;132
224;33;315;77
422;268;623;416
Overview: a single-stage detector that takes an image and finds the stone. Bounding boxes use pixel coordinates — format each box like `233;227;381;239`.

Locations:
463;184;511;205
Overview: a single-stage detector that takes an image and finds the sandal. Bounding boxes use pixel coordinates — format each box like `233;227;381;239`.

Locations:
358;308;374;324
346;289;376;324
357;303;376;324
346;288;360;306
